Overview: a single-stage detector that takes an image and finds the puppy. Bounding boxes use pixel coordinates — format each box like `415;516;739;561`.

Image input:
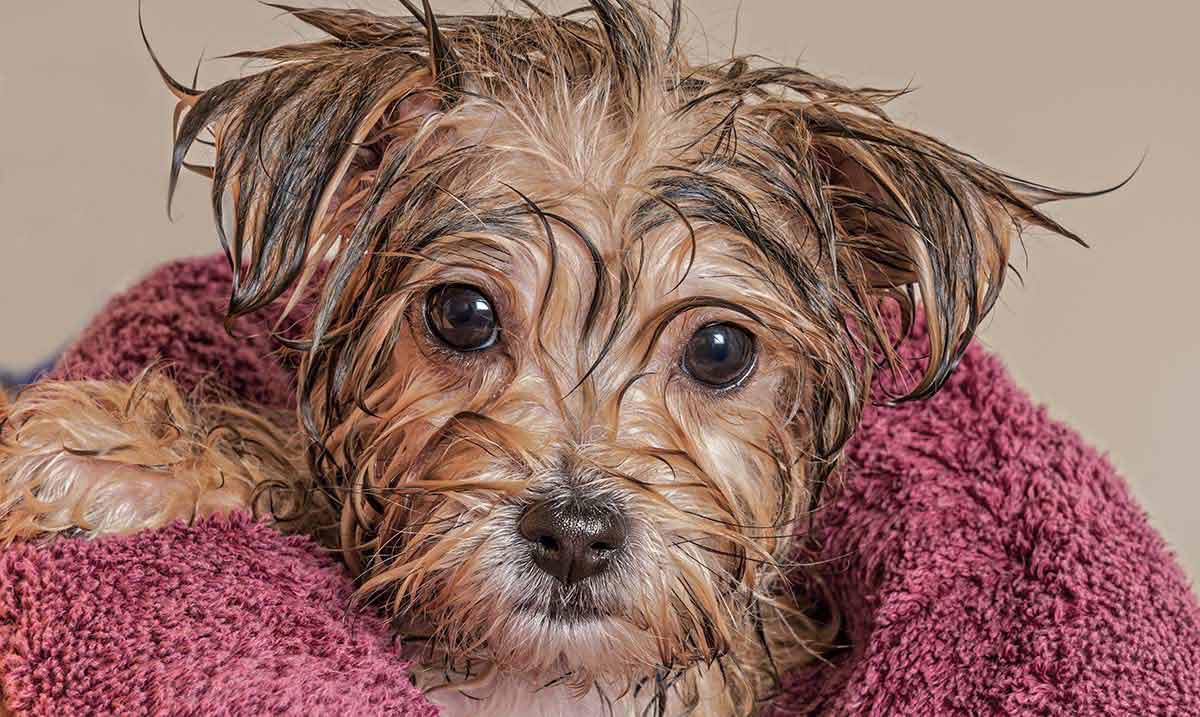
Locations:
0;2;1092;714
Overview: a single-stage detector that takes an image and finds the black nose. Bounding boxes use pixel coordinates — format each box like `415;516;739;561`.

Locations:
518;498;628;586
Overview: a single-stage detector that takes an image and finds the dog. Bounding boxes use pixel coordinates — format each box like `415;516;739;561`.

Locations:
0;2;1094;714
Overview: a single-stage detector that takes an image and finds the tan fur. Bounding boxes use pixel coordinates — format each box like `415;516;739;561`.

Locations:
0;373;313;544
0;2;1095;714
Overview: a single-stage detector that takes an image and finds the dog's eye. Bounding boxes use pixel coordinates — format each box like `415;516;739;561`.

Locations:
682;322;756;389
425;284;499;352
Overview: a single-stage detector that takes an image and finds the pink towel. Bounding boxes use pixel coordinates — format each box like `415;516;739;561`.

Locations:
0;516;436;716
2;255;1197;715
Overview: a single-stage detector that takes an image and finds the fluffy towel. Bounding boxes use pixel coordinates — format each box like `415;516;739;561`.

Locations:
2;255;1197;715
0;517;437;717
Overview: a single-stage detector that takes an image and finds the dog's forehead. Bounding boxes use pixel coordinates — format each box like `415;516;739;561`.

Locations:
429;134;793;313
426;185;787;324
387;103;816;370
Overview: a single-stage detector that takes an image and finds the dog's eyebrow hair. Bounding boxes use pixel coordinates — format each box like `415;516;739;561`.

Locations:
414;233;515;268
638;167;833;308
634;295;767;367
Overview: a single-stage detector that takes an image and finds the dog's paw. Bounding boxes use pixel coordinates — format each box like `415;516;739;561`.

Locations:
0;373;305;542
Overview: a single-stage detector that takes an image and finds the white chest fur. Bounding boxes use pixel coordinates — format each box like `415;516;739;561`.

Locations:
427;679;646;717
419;663;737;717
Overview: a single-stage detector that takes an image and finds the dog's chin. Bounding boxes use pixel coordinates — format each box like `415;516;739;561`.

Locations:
420;588;667;682
494;612;662;681
511;580;625;622
516;600;612;625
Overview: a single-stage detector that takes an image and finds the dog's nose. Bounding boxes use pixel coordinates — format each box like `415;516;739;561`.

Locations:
518;499;628;586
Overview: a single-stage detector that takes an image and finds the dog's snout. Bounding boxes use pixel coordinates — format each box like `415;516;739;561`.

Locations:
518;499;628;586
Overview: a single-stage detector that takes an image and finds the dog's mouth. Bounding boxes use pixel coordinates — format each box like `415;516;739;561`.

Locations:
512;585;622;624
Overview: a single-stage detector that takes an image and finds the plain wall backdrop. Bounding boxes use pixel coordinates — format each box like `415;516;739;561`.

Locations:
2;1;1197;580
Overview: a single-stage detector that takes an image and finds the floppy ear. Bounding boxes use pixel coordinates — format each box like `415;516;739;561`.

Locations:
154;4;454;323
802;106;1093;400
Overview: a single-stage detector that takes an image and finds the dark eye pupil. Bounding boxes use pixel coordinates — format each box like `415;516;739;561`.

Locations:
683;323;756;388
426;284;498;351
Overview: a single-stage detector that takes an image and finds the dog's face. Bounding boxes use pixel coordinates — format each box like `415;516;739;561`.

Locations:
320;117;828;682
160;0;1077;698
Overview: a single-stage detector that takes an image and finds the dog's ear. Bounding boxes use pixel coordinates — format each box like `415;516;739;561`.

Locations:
153;4;456;323
794;106;1093;400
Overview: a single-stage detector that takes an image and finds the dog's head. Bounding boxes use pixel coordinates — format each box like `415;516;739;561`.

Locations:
160;0;1081;702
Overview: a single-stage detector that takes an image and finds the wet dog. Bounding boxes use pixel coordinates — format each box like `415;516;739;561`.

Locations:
0;2;1092;714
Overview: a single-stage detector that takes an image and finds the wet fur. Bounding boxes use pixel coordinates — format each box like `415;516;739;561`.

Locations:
0;2;1100;714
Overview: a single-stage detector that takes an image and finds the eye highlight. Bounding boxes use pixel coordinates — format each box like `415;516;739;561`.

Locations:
425;284;499;352
682;322;757;389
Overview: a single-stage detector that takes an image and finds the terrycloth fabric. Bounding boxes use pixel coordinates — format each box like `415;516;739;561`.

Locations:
776;342;1200;715
46;255;306;406
3;254;1198;716
0;516;437;717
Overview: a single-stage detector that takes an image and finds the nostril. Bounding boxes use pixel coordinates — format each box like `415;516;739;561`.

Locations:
518;497;630;586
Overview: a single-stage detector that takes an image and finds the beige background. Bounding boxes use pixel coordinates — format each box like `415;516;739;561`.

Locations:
2;1;1197;580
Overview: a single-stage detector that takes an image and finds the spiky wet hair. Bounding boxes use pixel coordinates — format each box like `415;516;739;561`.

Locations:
154;0;1091;700
159;0;1081;456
